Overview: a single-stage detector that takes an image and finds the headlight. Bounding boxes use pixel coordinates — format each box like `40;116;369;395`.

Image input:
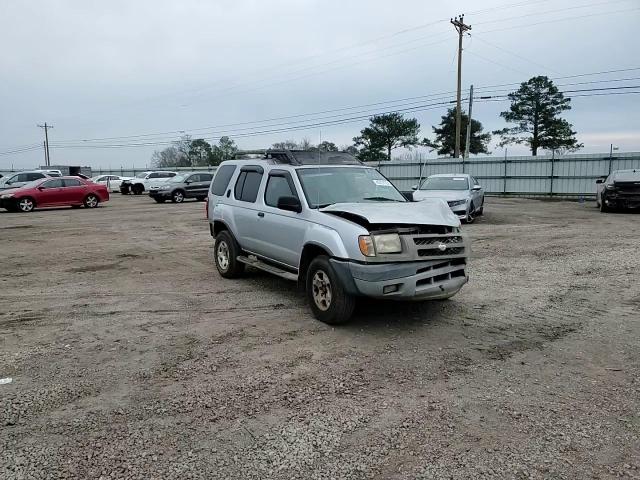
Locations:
448;199;466;207
605;184;616;190
359;234;402;256
374;233;402;253
159;185;170;190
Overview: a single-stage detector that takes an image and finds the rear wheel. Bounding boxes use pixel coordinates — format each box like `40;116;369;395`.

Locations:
172;190;185;203
17;197;35;213
214;230;245;278
84;194;99;208
306;255;355;325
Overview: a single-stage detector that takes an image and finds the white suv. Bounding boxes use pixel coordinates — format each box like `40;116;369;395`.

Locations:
119;171;177;195
0;170;59;191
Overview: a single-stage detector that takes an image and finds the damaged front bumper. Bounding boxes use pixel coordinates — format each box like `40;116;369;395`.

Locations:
330;258;468;300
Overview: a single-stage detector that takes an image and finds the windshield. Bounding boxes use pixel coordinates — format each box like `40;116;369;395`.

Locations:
135;172;148;178
170;175;187;183
420;176;469;191
296;167;405;208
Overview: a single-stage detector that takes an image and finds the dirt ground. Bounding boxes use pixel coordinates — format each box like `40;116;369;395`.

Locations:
1;195;639;480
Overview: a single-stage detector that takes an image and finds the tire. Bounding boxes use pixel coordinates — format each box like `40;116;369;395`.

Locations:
17;197;35;213
154;198;166;204
214;230;245;278
599;194;610;213
464;203;475;224
172;190;185;203
84;194;99;208
306;255;355;325
132;184;144;195
476;198;484;216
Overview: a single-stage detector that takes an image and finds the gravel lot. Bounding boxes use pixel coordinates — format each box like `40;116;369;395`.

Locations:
1;195;639;479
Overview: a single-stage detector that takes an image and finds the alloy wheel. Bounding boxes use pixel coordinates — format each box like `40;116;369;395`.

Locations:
312;270;332;311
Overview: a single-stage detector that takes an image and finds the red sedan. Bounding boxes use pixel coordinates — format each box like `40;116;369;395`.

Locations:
0;176;109;212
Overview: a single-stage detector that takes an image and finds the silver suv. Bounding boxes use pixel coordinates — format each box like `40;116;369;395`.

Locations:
207;150;469;324
0;170;60;191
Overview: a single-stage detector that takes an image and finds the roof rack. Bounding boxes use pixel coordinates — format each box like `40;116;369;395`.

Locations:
264;149;363;166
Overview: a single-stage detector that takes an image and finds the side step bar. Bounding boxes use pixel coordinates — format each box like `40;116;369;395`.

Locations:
237;255;298;281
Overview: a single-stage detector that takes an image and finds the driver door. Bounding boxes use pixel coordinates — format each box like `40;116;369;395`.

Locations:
253;170;306;268
35;179;65;206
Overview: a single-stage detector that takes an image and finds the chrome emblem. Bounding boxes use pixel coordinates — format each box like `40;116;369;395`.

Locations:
437;243;447;252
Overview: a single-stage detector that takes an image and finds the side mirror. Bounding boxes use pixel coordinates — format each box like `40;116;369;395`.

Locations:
277;196;302;213
411;184;418;191
595;178;605;184
37;186;45;191
185;180;191;184
472;185;482;191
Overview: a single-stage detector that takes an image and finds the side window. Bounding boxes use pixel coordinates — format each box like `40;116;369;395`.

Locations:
265;173;297;208
63;179;82;187
200;173;213;182
96;176;106;182
148;172;161;179
211;165;237;195
164;172;176;178
17;173;30;182
41;179;64;188
234;168;263;203
187;174;199;183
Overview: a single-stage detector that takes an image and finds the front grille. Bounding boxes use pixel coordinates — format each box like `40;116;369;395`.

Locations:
414;236;462;246
418;246;464;257
415;259;467;287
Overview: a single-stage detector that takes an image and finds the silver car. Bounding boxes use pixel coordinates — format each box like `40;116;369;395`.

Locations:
0;170;60;191
208;150;469;325
412;173;484;223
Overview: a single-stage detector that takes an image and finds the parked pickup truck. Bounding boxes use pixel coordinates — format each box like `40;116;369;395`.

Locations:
207;150;469;324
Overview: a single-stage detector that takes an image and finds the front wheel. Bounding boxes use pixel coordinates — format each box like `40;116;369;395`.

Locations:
464;203;475;224
172;190;185;203
599;195;610;213
132;184;144;195
306;255;355;325
84;194;99;208
214;231;245;278
17;197;35;213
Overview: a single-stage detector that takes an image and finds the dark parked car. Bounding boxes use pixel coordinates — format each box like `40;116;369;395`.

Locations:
148;172;213;203
596;169;640;212
0;177;109;212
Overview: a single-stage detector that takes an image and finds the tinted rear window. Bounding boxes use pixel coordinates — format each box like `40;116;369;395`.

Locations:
211;165;236;196
235;171;263;203
63;179;82;187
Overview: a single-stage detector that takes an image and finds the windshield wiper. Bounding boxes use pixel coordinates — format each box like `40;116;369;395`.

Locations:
362;196;402;202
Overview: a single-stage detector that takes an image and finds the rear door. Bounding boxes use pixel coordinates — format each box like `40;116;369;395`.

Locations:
62;178;87;203
232;166;264;253
196;173;213;197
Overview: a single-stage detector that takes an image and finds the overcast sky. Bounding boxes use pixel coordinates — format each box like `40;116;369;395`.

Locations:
1;0;638;170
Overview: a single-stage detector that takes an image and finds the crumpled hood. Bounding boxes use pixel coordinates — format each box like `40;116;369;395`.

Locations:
320;200;460;227
412;190;469;202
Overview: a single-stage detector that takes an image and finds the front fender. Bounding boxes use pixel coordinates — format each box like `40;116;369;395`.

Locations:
302;223;350;259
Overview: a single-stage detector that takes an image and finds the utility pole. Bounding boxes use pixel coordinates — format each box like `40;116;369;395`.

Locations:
451;14;471;159
43;141;47;166
37;122;53;166
464;84;474;160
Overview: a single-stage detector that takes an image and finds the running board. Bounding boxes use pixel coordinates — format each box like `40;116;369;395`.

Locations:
237;255;298;281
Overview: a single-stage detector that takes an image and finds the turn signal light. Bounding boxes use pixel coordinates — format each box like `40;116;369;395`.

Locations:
358;235;375;257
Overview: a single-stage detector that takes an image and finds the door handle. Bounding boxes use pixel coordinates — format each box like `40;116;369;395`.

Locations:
257;212;265;218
